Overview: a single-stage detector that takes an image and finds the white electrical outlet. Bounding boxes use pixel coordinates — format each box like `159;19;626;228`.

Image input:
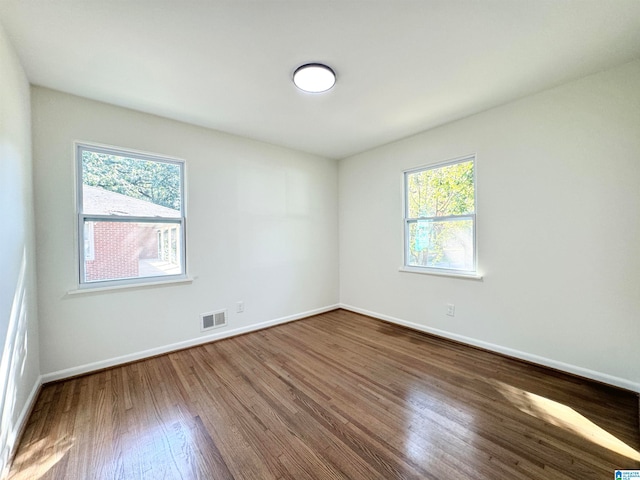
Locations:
236;301;244;313
446;304;455;317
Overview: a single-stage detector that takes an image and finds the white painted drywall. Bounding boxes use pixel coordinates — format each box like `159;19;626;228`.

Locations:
31;87;339;376
339;60;640;391
0;24;41;476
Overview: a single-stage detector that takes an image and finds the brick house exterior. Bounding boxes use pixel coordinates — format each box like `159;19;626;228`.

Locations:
83;185;180;282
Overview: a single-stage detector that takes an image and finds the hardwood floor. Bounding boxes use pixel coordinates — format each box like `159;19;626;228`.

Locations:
8;309;640;479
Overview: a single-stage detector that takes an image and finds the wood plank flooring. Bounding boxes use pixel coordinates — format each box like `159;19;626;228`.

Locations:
7;309;640;479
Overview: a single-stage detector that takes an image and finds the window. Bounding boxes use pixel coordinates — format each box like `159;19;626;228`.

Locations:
76;143;186;287
404;155;476;275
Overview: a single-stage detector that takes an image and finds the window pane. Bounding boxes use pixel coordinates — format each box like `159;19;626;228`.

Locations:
407;160;475;218
407;218;474;270
83;220;183;283
81;149;181;217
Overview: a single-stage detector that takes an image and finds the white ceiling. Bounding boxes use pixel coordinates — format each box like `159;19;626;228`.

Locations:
2;1;640;159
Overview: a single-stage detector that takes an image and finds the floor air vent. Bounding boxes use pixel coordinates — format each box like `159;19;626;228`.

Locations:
201;310;227;332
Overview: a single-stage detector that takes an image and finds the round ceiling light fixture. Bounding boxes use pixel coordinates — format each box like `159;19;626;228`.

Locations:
293;63;336;93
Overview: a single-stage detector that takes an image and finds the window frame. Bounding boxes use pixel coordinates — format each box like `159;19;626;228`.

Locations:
75;142;187;289
402;154;478;278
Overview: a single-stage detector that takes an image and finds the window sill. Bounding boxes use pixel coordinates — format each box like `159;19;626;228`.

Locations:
67;276;194;295
399;266;483;280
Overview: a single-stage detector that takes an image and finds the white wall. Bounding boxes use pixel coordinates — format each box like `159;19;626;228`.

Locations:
340;60;640;392
31;87;339;378
0;24;41;476
17;45;640;402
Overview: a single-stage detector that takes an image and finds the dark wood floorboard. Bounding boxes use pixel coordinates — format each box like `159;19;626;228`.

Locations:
7;309;640;479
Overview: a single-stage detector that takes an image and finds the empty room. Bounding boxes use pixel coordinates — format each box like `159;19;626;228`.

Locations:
1;1;639;479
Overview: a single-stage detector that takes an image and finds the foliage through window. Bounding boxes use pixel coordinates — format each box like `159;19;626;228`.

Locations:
404;156;476;274
77;143;186;286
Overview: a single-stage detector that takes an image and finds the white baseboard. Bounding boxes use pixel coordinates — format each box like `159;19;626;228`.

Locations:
15;375;41;434
2;374;42;479
340;303;640;394
41;304;340;384
37;302;640;392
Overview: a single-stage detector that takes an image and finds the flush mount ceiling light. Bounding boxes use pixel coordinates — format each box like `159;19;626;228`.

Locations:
293;63;336;93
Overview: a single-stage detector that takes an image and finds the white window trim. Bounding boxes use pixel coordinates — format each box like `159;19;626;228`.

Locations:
398;266;483;280
75;142;188;290
402;154;480;279
68;276;194;296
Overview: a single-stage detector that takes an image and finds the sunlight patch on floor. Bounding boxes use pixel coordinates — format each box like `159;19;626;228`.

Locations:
492;380;640;462
9;436;74;480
